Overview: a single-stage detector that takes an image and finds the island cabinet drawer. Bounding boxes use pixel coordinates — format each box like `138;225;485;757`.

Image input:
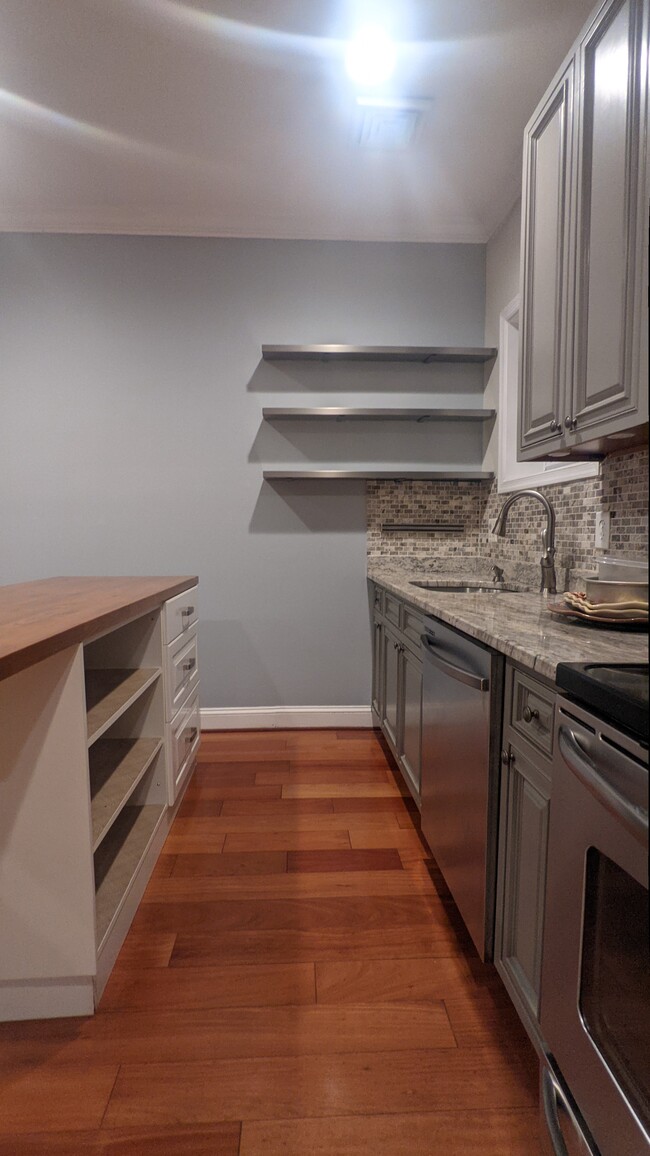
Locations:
384;593;401;629
163;586;198;645
401;604;424;654
168;688;200;798
509;669;555;759
165;626;199;720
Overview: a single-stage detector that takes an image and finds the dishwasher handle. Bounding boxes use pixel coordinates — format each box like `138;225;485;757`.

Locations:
420;633;490;692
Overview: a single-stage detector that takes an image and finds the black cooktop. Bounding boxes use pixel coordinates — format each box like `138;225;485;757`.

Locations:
556;662;649;742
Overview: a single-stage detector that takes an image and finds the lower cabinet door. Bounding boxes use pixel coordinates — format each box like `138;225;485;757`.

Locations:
381;625;400;750
495;742;550;1033
398;645;422;796
371;616;383;720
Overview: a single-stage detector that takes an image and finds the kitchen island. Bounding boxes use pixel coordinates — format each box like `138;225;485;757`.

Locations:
0;576;198;1021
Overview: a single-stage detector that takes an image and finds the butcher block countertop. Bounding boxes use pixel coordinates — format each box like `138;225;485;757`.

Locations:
0;576;197;681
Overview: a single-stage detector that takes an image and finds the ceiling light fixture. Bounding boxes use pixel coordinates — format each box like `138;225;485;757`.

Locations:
345;24;396;87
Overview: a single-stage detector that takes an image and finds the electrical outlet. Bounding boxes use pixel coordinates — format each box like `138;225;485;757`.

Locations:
595;510;611;549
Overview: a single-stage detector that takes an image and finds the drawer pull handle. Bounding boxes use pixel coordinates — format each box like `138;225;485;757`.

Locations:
181;606;195;617
185;726;198;745
182;658;196;673
523;705;539;723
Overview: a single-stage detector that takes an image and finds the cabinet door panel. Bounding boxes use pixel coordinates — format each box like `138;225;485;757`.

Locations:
571;0;648;435
381;626;400;750
399;647;422;795
371;618;383;719
519;63;574;454
496;744;550;1025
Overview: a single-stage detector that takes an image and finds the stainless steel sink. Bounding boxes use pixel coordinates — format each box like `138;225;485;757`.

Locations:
409;581;520;593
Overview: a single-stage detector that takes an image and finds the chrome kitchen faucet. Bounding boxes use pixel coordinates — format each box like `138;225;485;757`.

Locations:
492;489;557;594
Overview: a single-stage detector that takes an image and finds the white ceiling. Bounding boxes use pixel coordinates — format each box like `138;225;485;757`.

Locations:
0;0;596;242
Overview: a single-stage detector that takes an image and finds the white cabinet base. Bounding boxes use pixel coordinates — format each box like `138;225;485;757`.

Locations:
0;977;95;1022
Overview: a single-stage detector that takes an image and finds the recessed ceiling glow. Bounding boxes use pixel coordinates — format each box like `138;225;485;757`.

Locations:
345;25;396;87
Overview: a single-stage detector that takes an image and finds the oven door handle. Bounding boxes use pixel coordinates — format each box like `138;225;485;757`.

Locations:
558;725;648;844
542;1065;597;1155
420;634;489;691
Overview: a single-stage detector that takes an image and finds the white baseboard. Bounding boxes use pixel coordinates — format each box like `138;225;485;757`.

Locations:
200;706;374;730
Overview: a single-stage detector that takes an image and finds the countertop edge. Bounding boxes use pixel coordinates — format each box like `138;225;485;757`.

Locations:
0;576;198;682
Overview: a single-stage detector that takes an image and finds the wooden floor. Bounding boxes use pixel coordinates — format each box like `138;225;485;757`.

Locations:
0;729;543;1155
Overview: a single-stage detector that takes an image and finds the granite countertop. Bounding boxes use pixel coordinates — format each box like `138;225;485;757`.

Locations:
368;560;648;682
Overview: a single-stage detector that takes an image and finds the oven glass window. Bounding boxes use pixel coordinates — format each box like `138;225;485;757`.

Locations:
580;849;650;1132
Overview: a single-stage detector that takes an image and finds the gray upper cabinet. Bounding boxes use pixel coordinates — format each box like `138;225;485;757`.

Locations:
520;62;575;454
519;0;649;460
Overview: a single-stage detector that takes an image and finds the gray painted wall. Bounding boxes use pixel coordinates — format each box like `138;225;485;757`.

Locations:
0;235;485;707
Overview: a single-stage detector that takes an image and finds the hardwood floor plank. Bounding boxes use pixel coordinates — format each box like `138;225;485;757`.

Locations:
286;849;402;873
223;831;351;853
167;814;401;835
282;783;401;798
103;1045;538;1128
331;798;418;815
99;962;316;1012
256;766;389;785
240;1109;543;1156
182;784;282;801
220;798;335;816
442;989;528;1048
176;798;224;818
315;956;476;1004
112;930;177;969
141;869;435;903
192;764;287;781
171;852;288;877
170;925;465;967
0;1063;119;1134
0;1124;242;1156
132;894;442;935
0;1005;456;1067
348;827;429;853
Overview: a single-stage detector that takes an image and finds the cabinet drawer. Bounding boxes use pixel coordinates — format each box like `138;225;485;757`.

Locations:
510;670;555;759
384;593;401;629
371;584;384;615
168;688;200;800
165;626;199;721
164;586;198;645
401;604;424;654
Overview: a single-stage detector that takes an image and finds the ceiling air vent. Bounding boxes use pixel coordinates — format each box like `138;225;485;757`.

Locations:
358;106;420;149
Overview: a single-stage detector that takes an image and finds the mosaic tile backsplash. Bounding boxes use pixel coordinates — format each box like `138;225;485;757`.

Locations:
367;447;648;588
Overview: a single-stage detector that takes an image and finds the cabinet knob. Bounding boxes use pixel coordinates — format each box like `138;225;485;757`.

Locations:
501;749;511;765
549;418;560;433
394;641;399;650
564;416;578;431
182;658;196;672
523;705;539;723
181;606;195;617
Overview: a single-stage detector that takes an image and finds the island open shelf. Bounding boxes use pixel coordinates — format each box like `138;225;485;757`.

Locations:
85;667;161;745
94;800;166;949
90;736;163;850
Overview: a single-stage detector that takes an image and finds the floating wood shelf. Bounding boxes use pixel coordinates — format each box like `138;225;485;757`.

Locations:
261;344;497;363
90;737;163;851
262;407;495;422
263;470;494;480
94;803;165;948
85;667;160;746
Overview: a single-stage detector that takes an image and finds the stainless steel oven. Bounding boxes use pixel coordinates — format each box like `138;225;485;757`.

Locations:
540;693;649;1156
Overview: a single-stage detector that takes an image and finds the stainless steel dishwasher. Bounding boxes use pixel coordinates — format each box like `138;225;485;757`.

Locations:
420;616;504;960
